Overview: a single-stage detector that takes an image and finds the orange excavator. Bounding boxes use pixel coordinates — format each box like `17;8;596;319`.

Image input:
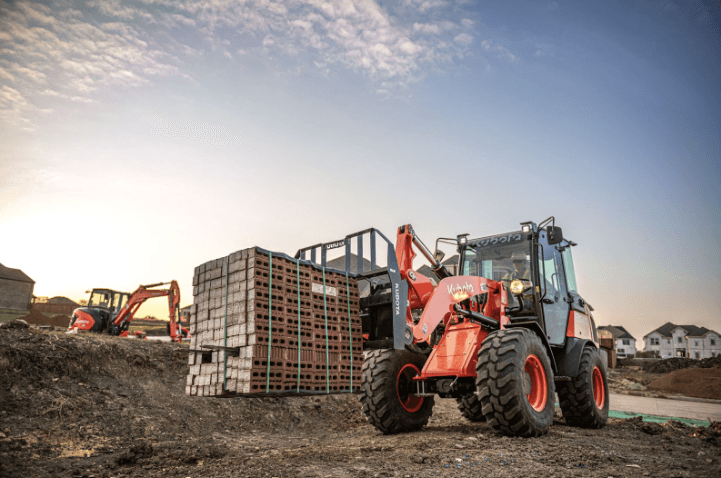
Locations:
68;281;189;342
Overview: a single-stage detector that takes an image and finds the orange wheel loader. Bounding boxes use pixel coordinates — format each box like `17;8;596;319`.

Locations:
298;217;608;437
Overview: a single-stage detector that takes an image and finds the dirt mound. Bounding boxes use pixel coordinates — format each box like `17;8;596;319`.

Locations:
46;314;71;327
15;309;70;327
0;328;364;477
2;328;720;478
643;355;721;374
647;367;721;399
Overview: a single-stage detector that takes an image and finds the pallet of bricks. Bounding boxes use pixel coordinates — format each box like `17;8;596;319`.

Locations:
186;247;363;397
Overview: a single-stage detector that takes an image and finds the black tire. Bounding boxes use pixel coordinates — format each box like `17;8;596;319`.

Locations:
557;346;609;428
360;348;434;434
476;329;555;437
456;393;484;422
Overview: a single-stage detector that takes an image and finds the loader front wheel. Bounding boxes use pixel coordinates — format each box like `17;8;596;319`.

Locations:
476;329;555;437
360;348;434;434
456;393;485;422
557;346;609;428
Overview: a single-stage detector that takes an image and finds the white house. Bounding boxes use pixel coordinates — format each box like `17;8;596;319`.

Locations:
597;326;636;359
643;323;721;359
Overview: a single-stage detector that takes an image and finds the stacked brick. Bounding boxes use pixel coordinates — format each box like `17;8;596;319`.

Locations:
186;247;363;397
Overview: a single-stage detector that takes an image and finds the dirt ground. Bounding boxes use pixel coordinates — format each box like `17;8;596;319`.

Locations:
646;367;721;400
1;326;719;478
606;361;721;400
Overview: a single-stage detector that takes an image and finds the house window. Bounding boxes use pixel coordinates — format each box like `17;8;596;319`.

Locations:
712;339;716;346
695;352;700;359
650;338;659;346
677;337;682;343
667;339;671;344
622;339;630;345
617;348;624;354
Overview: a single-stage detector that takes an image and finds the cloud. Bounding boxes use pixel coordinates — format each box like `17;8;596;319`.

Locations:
0;1;515;128
0;85;52;131
480;39;518;62
454;33;473;46
0;0;180;127
405;0;449;13
40;89;95;103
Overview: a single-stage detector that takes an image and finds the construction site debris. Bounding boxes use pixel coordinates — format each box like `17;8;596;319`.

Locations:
647;367;721;400
692;420;721;445
643;355;721;374
0;319;29;329
187;247;363;397
12;307;71;328
618;378;647;391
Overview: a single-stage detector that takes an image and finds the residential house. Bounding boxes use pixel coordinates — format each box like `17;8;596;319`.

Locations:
597;326;637;358
0;262;35;311
31;296;79;315
643;322;721;359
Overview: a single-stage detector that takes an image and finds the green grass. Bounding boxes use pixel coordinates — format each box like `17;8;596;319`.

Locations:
0;311;29;322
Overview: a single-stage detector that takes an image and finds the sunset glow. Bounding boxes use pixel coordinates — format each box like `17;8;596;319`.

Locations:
1;1;718;339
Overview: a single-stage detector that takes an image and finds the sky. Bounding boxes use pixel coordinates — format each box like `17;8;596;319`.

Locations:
1;0;719;347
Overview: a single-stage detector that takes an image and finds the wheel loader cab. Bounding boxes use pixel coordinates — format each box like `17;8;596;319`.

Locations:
459;226;581;346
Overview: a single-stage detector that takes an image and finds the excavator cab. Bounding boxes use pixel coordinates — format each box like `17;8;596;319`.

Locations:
70;288;130;333
87;289;130;317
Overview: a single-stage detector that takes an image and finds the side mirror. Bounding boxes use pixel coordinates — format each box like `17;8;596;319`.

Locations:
433;249;445;262
547;226;563;245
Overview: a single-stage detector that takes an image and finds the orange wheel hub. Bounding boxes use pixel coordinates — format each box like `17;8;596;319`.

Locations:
592;366;605;409
524;354;548;412
397;363;423;413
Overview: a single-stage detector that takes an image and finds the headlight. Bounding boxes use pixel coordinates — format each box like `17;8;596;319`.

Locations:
510;279;531;295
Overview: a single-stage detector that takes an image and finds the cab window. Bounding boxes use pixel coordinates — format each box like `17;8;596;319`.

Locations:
460;237;532;284
560;247;578;293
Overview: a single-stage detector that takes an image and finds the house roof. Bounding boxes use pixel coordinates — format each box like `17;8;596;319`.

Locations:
0;263;34;283
643;322;720;339
598;325;635;340
47;296;79;305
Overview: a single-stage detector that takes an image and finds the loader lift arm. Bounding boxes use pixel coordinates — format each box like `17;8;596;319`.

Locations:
395;224;454;319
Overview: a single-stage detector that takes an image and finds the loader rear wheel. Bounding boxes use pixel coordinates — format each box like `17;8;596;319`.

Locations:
360;348;434;434
476;329;555;437
456;393;484;422
557;346;609;428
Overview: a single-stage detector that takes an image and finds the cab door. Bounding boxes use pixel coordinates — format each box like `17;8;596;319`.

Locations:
538;233;570;346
